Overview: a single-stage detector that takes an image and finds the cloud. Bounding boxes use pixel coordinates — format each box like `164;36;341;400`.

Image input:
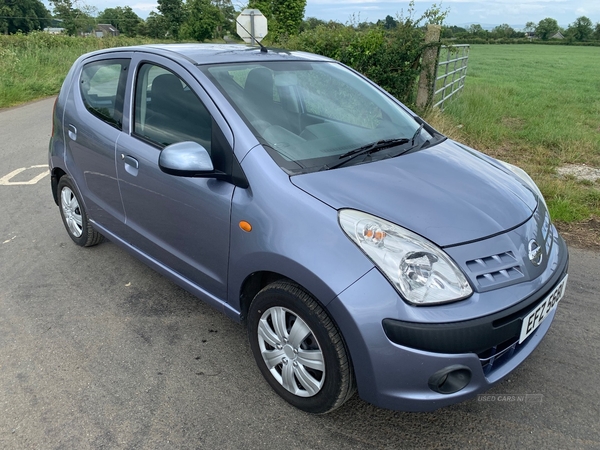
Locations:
131;2;157;12
306;0;600;26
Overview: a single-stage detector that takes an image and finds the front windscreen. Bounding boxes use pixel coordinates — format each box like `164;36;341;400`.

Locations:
202;61;433;174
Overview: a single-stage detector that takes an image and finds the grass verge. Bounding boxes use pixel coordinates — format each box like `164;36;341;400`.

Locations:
0;32;164;109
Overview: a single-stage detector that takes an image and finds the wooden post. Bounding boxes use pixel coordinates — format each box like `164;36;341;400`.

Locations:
416;24;441;111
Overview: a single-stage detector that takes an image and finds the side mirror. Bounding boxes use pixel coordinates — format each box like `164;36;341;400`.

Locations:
159;141;215;177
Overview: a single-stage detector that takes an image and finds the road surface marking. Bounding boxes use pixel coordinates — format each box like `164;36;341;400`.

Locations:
0;165;49;185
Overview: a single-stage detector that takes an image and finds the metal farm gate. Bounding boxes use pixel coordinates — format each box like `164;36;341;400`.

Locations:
433;44;470;111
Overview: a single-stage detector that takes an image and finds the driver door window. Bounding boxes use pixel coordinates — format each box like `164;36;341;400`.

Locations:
134;64;212;153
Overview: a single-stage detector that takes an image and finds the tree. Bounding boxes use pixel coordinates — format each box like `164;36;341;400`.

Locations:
180;0;221;41
0;0;50;34
492;23;515;39
97;6;142;37
213;0;236;36
50;0;96;35
157;0;186;38
594;22;600;41
524;21;536;33
383;15;397;30
566;16;593;41
468;23;486;37
355;20;374;31
301;17;326;32
535;17;559;40
440;25;467;39
145;11;168;38
248;0;306;40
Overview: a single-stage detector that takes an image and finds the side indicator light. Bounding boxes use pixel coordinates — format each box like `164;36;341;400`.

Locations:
239;221;252;232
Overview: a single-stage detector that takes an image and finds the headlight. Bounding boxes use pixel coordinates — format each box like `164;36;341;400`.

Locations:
339;209;472;305
498;160;548;212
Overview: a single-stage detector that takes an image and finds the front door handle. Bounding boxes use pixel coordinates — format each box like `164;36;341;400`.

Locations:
122;154;139;176
68;124;77;141
122;155;139;169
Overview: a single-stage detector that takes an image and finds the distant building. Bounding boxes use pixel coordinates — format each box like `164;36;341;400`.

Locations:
524;31;565;40
95;24;119;38
44;27;65;34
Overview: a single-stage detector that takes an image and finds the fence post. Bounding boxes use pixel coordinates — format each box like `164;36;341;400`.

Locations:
416;24;441;111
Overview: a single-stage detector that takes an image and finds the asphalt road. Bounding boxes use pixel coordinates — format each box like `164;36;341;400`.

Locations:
1;98;599;449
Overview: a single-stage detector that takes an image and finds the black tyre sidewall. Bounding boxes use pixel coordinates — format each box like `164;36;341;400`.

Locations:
57;176;91;247
248;284;348;414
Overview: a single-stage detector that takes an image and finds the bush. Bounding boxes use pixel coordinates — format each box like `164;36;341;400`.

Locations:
279;3;446;109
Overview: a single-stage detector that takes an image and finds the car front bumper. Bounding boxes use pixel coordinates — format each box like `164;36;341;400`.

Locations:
327;233;568;412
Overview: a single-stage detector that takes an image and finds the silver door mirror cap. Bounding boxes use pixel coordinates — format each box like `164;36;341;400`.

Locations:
159;141;214;175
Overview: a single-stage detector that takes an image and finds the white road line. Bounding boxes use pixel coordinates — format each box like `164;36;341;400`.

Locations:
0;165;49;185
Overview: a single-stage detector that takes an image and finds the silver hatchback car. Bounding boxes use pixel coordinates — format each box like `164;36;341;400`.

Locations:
49;44;568;414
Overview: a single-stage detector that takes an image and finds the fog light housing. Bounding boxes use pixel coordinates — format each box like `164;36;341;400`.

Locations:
428;365;472;394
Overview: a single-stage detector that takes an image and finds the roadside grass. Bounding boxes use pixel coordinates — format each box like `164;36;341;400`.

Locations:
425;44;600;229
0;32;163;109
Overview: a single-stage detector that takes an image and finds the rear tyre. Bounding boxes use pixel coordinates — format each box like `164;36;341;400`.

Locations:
57;176;103;247
248;281;355;414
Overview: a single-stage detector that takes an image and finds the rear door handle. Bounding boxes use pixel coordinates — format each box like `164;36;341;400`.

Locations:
68;124;77;141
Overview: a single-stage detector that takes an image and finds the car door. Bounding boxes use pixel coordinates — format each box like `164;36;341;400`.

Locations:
115;56;235;301
63;54;132;235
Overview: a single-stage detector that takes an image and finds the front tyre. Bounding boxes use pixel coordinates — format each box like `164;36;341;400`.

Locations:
57;176;103;247
248;281;355;414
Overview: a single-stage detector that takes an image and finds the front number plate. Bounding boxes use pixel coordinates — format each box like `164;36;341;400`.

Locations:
519;275;568;344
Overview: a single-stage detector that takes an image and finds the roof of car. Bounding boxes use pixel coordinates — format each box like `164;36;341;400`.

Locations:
107;43;333;65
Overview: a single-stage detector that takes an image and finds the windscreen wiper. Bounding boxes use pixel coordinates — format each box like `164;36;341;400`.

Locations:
410;123;424;146
385;123;433;159
323;138;410;171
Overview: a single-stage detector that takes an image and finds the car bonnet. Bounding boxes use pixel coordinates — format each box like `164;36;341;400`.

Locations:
290;139;537;247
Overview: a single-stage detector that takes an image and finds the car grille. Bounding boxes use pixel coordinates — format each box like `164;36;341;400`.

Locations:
466;251;524;292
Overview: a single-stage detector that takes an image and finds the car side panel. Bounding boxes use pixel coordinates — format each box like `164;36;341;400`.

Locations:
114;53;236;302
116;133;234;301
49;57;80;177
62;54;134;236
228;147;374;313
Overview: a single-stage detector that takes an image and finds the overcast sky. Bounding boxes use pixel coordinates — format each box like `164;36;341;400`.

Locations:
305;0;599;27
43;0;599;28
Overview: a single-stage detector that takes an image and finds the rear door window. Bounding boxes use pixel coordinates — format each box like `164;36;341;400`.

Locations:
79;59;129;128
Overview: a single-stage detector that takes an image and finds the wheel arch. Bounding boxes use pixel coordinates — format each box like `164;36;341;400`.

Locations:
50;167;67;206
230;237;372;319
239;270;330;324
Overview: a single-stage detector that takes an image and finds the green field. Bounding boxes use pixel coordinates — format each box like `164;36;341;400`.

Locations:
427;44;600;227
